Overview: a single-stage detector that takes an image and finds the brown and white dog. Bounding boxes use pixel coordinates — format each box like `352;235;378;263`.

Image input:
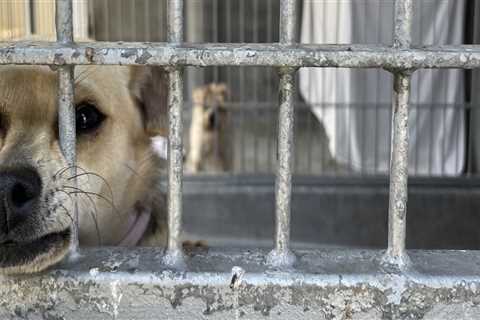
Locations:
0;65;169;274
185;83;231;174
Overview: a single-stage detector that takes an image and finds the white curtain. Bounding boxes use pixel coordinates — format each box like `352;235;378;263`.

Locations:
299;0;466;176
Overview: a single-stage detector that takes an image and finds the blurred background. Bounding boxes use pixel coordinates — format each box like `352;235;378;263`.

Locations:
2;0;480;250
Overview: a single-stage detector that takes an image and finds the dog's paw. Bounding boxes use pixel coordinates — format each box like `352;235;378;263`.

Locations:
182;240;209;256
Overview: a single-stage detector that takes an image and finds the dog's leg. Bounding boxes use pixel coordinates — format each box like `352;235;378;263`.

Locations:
186;87;208;173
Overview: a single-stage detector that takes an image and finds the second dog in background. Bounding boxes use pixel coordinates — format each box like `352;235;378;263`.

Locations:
186;83;232;174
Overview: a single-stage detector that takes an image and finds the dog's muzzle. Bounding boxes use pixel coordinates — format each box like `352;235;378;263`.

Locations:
0;167;72;274
0;167;41;239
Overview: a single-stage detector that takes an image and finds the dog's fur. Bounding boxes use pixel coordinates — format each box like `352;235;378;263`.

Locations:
186;83;231;174
0;65;168;274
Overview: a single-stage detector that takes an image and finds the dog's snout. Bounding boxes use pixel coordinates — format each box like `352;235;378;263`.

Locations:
0;168;41;234
208;111;218;130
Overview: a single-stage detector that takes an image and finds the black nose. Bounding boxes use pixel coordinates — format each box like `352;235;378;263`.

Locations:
208;111;218;130
0;168;42;235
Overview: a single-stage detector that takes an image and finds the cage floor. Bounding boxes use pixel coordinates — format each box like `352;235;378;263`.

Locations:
179;175;480;250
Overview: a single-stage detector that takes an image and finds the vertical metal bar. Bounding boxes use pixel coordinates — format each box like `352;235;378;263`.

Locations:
56;0;73;42
387;73;411;266
393;0;413;49
267;0;297;267
164;0;185;268
56;0;78;253
279;0;297;44
384;0;413;268
168;0;183;43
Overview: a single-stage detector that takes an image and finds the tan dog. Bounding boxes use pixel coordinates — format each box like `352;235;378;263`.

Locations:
186;83;231;174
0;65;168;274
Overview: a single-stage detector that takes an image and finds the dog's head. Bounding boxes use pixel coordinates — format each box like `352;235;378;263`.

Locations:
192;83;228;132
0;65;166;274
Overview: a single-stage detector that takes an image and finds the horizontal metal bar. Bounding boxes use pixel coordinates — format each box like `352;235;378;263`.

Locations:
2;42;480;69
2;248;480;319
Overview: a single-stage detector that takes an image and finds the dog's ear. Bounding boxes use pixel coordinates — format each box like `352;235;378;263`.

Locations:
129;67;168;136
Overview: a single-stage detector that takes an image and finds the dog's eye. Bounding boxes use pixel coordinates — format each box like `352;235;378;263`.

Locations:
76;103;105;134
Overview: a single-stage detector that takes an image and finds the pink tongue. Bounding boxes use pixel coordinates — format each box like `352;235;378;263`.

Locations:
117;137;163;246
117;207;151;247
151;136;168;160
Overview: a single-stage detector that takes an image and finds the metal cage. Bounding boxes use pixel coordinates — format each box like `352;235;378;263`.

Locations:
1;0;480;319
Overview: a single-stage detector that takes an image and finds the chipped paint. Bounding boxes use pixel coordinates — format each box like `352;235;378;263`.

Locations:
1;248;480;319
163;0;186;270
2;42;480;69
110;280;123;319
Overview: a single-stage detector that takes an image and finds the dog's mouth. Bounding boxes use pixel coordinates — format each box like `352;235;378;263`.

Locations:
0;228;71;275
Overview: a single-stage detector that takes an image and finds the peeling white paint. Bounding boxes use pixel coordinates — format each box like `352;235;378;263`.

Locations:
111;280;123;320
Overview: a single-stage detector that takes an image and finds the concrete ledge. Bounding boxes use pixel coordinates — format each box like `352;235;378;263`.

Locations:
1;248;480;319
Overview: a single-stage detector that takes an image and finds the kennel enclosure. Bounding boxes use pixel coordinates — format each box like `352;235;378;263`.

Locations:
1;0;480;319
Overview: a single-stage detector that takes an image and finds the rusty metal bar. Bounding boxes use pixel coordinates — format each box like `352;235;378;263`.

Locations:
267;0;297;268
384;0;413;268
164;0;185;268
55;0;78;253
3;42;480;69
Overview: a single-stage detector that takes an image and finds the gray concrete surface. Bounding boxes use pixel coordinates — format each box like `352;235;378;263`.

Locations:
2;248;480;319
